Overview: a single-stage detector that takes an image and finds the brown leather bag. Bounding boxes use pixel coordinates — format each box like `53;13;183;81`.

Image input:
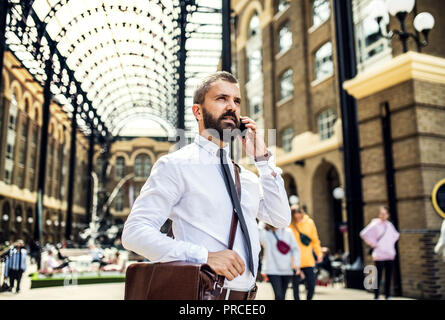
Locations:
124;163;242;300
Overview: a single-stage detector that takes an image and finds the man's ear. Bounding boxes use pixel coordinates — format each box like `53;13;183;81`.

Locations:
192;104;202;121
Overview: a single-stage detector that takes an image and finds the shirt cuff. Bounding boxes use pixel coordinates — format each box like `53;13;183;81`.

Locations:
254;150;282;177
186;244;208;264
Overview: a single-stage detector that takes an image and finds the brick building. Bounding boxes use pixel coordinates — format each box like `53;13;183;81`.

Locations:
0;51;173;246
0;51;90;245
232;0;445;298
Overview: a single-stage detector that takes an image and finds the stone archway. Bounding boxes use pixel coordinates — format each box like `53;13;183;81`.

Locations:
312;161;344;254
1;202;11;243
282;172;298;201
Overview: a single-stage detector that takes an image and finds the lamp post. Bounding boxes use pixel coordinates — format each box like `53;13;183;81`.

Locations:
289;195;299;206
370;0;435;53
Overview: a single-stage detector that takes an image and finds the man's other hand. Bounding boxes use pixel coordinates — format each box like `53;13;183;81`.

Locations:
207;249;245;281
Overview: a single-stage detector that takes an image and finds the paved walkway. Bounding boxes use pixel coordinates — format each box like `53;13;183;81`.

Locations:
0;260;413;300
1;277;412;300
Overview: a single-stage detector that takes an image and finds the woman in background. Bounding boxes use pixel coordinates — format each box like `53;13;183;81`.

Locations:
289;205;323;300
360;206;400;300
259;223;301;300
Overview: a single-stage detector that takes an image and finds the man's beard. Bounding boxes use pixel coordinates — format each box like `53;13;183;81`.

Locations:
202;107;239;142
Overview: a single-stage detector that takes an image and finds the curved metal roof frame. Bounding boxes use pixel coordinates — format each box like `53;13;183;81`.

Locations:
5;1;110;138
30;0;180;132
111;110;176;137
5;0;224;139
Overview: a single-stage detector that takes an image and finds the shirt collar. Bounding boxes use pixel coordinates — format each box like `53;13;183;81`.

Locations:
194;134;231;158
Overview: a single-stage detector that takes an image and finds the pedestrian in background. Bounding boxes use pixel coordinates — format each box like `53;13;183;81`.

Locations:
5;239;27;293
289;205;323;300
360;206;400;300
29;240;42;270
259;223;300;300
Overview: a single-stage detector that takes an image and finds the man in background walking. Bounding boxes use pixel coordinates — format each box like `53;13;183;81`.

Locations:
6;239;27;293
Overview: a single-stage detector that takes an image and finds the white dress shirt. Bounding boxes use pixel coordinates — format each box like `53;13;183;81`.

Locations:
122;134;291;290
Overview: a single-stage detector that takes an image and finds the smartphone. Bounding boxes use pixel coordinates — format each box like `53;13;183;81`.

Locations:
239;118;247;138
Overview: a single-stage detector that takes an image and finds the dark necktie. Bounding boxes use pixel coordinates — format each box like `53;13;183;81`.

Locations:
218;148;255;276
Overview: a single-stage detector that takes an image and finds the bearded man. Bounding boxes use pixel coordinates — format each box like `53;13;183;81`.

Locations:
122;71;291;300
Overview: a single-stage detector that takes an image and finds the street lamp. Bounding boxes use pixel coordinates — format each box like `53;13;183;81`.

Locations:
2;214;9;221
289;195;299;205
370;0;435;53
27;217;34;224
16;216;22;223
333;187;345;200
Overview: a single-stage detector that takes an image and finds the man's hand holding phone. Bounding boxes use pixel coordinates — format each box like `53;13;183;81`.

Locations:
238;116;268;160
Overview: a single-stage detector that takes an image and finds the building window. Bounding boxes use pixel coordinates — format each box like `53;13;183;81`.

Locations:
247;48;262;82
318;109;337;140
280;69;293;100
278;22;292;54
312;0;330;28
18;142;26;166
5;92;18;184
353;0;392;72
248;13;260;38
282;127;294;152
21;117;28;138
275;0;290;14
246;11;264;130
114;190;124;212
115;156;125;179
134;154;151;178
314;42;333;81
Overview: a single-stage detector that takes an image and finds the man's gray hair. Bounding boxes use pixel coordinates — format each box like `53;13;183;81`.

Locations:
193;71;239;105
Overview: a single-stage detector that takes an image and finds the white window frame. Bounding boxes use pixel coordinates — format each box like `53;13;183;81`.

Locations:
278;22;292;54
311;0;331;30
115;156;125;179
282;127;294;152
245;13;264;130
318;109;337;140
279;68;294;101
314;42;333;82
352;0;392;73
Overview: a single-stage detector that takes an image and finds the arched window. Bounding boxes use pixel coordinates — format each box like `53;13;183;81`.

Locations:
280;69;293;100
275;0;290;15
281;127;294;152
278;22;292;53
246;11;264;130
248;13;260;38
318;109;337;140
314;42;333;81
47;139;54;194
114;189;124;211
312;0;331;28
4;90;18;184
134;154;151;178
115;156;126;179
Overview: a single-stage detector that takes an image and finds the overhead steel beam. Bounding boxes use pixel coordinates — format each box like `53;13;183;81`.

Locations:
35;42;55;243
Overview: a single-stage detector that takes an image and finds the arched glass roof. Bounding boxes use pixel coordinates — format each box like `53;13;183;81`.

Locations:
5;0;223;139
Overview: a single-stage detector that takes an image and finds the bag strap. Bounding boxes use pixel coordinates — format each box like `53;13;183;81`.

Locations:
271;230;280;241
376;222;388;243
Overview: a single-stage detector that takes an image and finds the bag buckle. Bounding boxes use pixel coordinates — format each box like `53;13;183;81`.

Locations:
212;281;224;296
